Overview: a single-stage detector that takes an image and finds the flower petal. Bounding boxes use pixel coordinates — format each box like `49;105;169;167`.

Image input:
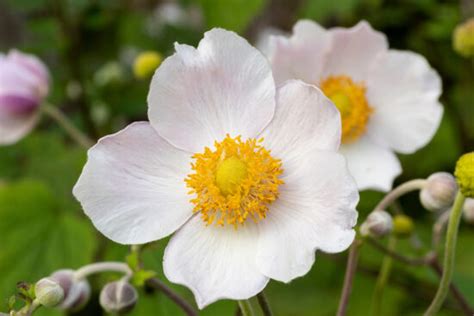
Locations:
366;50;443;154
0;109;38;145
256;151;358;283
260;80;341;162
148;28;275;153
322;21;388;82
340;137;402;191
268;20;331;84
73;122;193;244
163;216;269;308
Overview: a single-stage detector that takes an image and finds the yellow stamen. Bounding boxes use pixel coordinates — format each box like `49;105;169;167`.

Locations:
185;135;284;227
321;76;373;143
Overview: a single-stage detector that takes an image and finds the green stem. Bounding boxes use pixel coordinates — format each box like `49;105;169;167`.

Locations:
41;103;94;148
257;292;273;316
371;235;397;316
238;300;254;316
424;192;466;316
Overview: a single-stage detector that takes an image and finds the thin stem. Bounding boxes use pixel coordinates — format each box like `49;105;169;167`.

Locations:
425;192;466;316
374;179;427;212
371;235;397;316
145;278;197;316
336;240;362;316
366;237;434;266
257;292;273;316
74;262;132;281
238;300;254;316
41;103;94;148
432;210;451;249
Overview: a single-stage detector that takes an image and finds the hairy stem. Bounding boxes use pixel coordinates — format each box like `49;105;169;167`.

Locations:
145;278;197;316
374;179;427;212
74;262;132;281
425;192;466;316
337;240;362;316
257;292;273;316
238;300;255;316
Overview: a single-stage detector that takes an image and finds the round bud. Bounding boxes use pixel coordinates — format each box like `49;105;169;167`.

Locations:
453;18;474;57
463;198;474;224
49;270;91;311
99;281;138;314
133;51;162;79
35;278;64;308
455;152;474;198
360;210;393;238
393;214;415;238
420;172;458;211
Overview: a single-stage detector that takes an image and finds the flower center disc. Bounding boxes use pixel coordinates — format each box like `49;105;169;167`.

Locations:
321;75;373;143
185;135;284;227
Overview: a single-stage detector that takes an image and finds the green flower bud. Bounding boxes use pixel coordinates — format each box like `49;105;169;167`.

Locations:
393;214;415;238
99;281;138;314
454;152;474;198
35;278;64;308
360;210;393;238
133;51;162;79
420;172;458;211
453;18;474;57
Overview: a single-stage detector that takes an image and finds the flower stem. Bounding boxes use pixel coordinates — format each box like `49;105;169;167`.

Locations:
371;235;396;316
41;103;94;148
424;192;466;316
374;179;427;211
74;262;132;281
336;239;362;316
238;300;255;316
145;278;197;316
257;292;273;316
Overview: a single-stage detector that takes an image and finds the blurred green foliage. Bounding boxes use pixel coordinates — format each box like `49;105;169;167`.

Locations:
0;0;473;315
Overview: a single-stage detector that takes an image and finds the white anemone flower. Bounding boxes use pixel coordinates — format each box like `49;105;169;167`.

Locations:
73;29;358;308
268;20;443;191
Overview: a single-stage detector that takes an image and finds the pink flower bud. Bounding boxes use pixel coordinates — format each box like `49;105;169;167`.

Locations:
99;281;138;314
420;172;458;211
49;269;91;312
0;49;49;145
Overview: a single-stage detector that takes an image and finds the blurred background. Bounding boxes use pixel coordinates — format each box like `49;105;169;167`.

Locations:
0;0;473;315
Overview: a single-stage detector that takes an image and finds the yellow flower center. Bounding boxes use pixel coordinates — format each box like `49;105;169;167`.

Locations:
185;135;284;227
321;76;373;143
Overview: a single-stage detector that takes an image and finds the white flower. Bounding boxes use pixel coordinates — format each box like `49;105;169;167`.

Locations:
73;29;358;308
267;20;443;191
0;50;49;145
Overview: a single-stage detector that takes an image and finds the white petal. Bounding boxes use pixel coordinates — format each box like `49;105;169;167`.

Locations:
148;28;275;153
256;151;358;283
163;216;269;308
366;50;443;154
0;110;38;145
73;122;193;244
260;80;341;162
268;20;331;84
340;137;402;191
322;21;388;82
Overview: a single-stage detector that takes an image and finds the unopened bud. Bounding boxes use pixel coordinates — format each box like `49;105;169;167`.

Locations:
49;270;90;311
463;198;474;224
393;214;415;237
133;51;162;79
35;278;64;307
100;281;138;314
453;18;474;57
455;152;474;198
360;210;393;238
420;172;458;211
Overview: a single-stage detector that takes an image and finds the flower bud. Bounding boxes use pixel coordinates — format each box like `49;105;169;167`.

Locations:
455;152;474;198
49;269;90;312
360;210;393;238
35;278;64;308
453;18;474;57
0;49;49;145
99;281;138;314
393;214;414;237
133;51;162;79
420;172;458;211
463;198;474;224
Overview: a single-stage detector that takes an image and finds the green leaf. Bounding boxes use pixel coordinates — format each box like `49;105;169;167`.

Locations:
132;270;157;288
0;180;96;311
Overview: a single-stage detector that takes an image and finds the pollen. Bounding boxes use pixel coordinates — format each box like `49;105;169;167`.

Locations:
321;75;373;143
185;135;284;227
